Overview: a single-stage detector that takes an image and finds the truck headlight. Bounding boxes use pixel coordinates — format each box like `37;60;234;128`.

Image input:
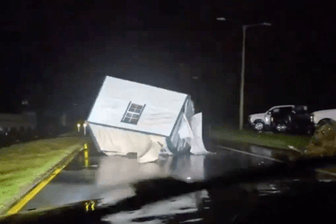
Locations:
310;114;314;122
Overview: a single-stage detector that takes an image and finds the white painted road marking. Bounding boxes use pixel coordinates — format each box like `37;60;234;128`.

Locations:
217;145;336;179
315;169;336;177
216;145;284;163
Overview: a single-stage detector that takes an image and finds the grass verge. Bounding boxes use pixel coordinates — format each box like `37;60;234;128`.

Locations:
211;127;311;151
0;137;85;212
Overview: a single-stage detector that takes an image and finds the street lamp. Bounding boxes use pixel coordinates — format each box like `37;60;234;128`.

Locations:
77;123;81;132
83;122;87;135
217;18;271;130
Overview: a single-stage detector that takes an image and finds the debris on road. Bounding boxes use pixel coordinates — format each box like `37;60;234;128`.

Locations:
86;76;209;163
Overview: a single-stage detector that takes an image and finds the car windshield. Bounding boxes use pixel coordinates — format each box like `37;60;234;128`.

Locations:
2;1;336;224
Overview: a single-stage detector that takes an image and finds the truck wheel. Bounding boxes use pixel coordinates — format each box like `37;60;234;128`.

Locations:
317;119;333;130
254;120;264;131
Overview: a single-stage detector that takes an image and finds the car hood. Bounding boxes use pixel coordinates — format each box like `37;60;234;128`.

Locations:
312;109;336;116
311;109;336;124
249;113;265;120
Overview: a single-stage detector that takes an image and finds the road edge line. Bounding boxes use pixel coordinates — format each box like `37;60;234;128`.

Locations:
217;145;336;178
315;169;336;177
4;145;84;215
217;145;284;163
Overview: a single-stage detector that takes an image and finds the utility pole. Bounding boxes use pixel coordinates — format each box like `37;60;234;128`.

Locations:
239;26;247;131
217;18;271;130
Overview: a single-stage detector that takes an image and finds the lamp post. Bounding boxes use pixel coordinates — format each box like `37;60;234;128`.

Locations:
77;123;81;132
216;18;271;130
83;122;87;135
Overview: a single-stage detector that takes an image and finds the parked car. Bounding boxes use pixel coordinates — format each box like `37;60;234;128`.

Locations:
311;109;336;128
248;105;314;134
271;105;314;134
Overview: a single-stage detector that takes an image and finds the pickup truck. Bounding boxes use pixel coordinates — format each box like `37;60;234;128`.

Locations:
311;109;336;128
248;105;314;134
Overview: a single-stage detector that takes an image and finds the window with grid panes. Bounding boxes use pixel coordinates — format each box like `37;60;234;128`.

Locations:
121;103;145;125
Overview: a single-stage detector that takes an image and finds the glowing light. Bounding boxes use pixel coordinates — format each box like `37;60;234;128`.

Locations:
83;122;87;135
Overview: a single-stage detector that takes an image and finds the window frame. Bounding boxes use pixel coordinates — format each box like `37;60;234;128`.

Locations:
121;102;146;125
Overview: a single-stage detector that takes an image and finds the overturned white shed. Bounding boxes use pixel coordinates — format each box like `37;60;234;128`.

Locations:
87;76;209;163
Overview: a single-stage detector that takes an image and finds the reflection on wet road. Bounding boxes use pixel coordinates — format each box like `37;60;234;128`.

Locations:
21;143;336;223
22;145;276;212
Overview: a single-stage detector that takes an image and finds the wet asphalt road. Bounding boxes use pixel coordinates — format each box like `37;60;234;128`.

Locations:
21;144;278;212
21;142;335;222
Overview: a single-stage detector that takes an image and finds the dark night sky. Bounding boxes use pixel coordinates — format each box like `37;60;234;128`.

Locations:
1;0;336;126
